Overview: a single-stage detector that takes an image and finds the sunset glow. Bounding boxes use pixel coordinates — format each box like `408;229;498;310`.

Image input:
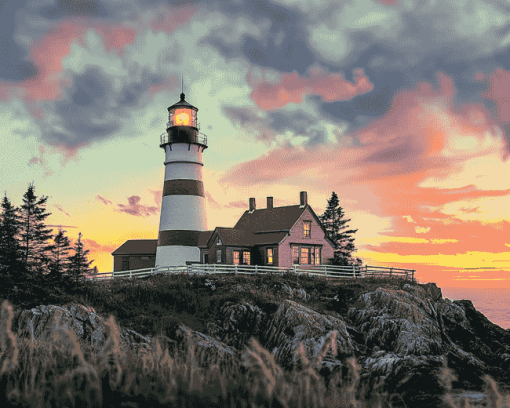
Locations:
1;0;509;296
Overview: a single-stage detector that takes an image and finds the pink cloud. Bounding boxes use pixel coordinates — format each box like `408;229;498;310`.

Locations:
220;72;510;273
481;68;510;122
247;66;374;110
149;189;162;207
82;238;117;254
116;195;159;217
96;195;112;205
54;204;71;217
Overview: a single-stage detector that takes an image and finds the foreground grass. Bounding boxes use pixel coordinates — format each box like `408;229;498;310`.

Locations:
0;272;509;407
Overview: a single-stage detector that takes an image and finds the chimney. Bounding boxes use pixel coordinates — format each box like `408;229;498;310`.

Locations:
249;197;256;212
267;197;273;209
300;191;307;207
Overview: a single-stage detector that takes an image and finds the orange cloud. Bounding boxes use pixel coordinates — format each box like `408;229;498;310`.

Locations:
247;66;374;110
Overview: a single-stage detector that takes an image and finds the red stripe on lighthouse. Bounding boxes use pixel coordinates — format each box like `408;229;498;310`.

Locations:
162;179;204;197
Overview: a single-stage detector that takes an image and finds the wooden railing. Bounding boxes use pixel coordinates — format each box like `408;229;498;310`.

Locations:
86;264;416;283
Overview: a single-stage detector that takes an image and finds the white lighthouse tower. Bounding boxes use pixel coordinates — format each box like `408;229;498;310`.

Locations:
155;91;208;268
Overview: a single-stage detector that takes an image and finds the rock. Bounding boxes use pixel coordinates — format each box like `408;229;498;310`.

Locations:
204;301;266;351
263;299;361;373
8;278;510;406
11;302;238;371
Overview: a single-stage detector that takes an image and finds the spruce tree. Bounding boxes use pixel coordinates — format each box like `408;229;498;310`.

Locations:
18;183;54;279
0;193;24;288
319;191;362;267
47;229;72;283
66;232;94;284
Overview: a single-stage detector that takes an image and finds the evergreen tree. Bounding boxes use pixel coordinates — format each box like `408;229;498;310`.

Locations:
318;191;362;267
0;193;25;287
46;228;72;282
66;232;94;283
18;183;54;279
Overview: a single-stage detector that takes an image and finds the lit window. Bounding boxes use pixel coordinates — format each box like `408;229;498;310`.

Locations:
300;247;309;264
233;251;240;265
267;248;273;265
216;250;222;263
315;247;321;265
292;246;299;264
304;221;311;238
243;252;251;265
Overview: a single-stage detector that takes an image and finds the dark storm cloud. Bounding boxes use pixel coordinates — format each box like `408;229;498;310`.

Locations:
0;0;39;81
224;105;329;147
40;64;166;147
39;0;108;19
200;0;315;74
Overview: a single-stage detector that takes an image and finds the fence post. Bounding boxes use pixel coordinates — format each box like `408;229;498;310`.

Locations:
255;265;258;274
293;264;297;275
130;270;132;279
214;264;217;274
352;264;355;279
235;264;237;275
324;265;327;278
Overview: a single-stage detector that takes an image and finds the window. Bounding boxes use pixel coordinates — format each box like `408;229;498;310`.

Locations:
233;251;240;265
243;252;251;265
141;256;149;261
121;257;129;271
217;237;222;245
267;248;273;265
216;249;222;263
300;247;309;264
292;246;299;264
315;247;321;265
303;221;311;238
203;253;209;264
311;250;315;265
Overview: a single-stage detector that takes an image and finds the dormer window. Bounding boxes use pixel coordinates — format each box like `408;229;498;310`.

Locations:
303;221;311;238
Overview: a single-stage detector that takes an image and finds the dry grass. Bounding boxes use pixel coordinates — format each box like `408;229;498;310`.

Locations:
1;296;509;408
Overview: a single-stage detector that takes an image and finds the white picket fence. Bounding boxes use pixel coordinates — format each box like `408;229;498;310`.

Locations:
85;263;416;282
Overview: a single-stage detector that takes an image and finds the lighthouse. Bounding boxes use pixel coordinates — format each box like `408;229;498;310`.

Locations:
155;91;208;268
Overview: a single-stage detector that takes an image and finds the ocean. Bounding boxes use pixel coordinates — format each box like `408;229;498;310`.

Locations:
441;287;510;330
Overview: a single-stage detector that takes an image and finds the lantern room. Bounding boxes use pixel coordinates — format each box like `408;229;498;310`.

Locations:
160;92;207;149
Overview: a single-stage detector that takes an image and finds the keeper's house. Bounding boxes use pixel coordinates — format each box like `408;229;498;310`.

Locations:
112;191;335;272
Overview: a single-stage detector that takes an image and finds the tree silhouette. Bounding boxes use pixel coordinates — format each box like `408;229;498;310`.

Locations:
0;193;24;290
18;183;54;279
46;228;72;284
319;191;362;267
66;232;94;283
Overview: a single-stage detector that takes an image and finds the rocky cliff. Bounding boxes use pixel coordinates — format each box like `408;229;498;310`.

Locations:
7;277;510;407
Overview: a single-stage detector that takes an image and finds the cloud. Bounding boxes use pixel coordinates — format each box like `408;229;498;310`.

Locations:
247;66;374;110
96;195;112;205
82;238;117;254
54;204;71;217
149;189;162;207
116;195;159;217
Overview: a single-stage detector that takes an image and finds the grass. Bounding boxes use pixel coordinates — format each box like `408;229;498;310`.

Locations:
0;270;509;407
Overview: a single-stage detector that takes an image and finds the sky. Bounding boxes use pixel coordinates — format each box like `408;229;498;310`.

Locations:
1;0;510;290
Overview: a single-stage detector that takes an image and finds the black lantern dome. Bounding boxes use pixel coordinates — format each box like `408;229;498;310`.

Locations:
160;92;207;149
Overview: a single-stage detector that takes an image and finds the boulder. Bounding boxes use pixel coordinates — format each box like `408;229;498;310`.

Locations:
11;302;238;371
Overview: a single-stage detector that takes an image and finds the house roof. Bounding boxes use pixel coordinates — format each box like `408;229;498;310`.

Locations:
234;204;307;232
112;231;214;255
111;239;158;255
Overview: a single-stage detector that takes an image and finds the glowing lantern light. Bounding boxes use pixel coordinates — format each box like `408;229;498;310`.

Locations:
173;108;191;126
